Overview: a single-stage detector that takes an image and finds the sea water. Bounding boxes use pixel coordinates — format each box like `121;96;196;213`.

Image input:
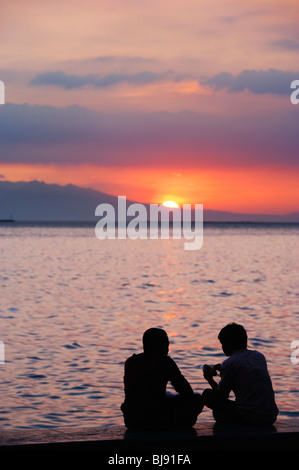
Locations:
0;222;298;429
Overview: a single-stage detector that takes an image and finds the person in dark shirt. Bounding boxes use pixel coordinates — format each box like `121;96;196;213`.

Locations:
121;328;203;430
202;323;279;425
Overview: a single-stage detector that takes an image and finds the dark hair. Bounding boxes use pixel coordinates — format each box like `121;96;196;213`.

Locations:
218;323;247;350
142;328;169;354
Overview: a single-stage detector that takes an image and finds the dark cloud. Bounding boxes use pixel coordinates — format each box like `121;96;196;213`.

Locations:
30;70;169;89
204;69;298;95
0;103;298;168
0;103;99;143
221;16;235;24
271;39;299;51
94;56;116;62
94;55;155;64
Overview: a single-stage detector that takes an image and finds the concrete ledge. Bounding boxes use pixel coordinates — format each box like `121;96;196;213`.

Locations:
0;419;298;451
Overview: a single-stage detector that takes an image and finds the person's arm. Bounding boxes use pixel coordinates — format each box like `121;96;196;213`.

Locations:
203;363;232;398
203;365;219;391
123;356;140;401
168;358;194;396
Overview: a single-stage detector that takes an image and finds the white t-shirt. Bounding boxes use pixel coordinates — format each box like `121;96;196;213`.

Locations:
219;349;279;422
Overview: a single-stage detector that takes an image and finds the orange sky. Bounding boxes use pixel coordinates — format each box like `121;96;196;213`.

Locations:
1;0;299;215
1;163;298;214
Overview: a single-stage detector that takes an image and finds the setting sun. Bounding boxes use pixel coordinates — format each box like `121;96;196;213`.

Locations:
162;200;180;208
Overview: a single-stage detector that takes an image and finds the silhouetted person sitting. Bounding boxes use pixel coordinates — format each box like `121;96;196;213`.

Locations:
202;323;279;425
121;328;203;430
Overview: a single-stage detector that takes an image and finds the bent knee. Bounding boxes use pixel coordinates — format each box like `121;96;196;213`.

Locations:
202;388;217;406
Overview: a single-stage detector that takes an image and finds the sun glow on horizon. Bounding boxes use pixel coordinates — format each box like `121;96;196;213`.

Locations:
162;200;180;208
1;163;299;214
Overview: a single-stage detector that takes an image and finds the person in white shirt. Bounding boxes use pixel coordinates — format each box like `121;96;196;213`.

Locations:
202;323;279;425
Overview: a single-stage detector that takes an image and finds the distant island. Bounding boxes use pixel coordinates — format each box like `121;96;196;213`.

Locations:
0;180;298;223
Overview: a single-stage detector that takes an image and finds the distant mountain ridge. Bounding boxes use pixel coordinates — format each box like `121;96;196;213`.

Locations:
0;180;298;223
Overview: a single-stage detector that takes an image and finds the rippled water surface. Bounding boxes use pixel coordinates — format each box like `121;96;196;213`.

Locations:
0;223;298;429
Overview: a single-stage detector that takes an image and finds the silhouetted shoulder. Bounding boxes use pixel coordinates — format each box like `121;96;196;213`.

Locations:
165;355;180;370
125;353;138;363
222;349;268;372
124;353;144;368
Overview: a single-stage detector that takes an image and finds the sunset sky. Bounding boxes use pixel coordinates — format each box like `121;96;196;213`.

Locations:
1;0;299;213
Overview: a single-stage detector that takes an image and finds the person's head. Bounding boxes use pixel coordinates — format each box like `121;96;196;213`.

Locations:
142;328;169;357
218;323;247;356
